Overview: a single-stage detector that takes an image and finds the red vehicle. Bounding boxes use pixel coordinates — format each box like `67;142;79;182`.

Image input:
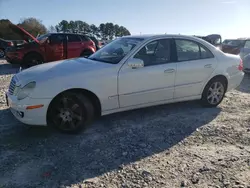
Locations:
6;24;96;66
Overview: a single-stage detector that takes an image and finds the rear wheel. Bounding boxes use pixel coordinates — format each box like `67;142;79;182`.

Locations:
201;78;226;107
47;92;95;134
0;48;5;58
23;53;43;67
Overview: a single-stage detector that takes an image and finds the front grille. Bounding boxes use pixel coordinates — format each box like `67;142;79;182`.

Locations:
8;76;17;95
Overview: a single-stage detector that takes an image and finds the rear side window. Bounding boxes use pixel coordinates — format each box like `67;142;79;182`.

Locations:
79;35;90;42
200;46;214;59
175;39;214;61
67;35;81;42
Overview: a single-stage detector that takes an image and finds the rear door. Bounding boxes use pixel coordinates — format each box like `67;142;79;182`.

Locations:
174;38;217;98
66;34;82;58
46;34;66;62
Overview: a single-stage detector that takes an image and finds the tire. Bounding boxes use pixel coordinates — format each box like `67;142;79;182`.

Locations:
47;92;95;134
201;77;227;107
23;53;43;67
80;50;93;58
0;48;5;58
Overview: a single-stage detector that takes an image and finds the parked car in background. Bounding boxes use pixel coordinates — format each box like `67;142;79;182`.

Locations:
6;24;96;66
242;53;250;73
0;38;14;58
6;34;244;133
195;34;222;49
221;38;250;56
86;35;102;50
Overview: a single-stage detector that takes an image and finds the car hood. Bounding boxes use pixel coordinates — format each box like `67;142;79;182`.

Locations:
15;58;110;86
9;23;39;44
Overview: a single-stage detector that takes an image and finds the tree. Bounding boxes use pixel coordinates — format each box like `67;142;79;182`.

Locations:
54;20;131;39
55;20;69;33
89;24;99;37
118;26;131;37
98;23;130;40
47;25;57;33
18;17;47;37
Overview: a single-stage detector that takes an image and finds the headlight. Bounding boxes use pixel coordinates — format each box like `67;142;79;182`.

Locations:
17;81;36;100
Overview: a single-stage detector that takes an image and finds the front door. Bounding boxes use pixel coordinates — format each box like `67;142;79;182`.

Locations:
118;39;176;107
174;38;218;98
46;34;66;62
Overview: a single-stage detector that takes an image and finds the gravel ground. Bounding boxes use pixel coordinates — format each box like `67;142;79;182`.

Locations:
0;59;250;188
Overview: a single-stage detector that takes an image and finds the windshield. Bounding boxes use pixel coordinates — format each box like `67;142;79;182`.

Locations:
36;34;50;43
88;37;144;64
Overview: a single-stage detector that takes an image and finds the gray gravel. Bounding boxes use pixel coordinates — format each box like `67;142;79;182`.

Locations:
0;59;250;188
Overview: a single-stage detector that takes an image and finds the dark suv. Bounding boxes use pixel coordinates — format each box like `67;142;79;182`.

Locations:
0;38;14;58
6;24;96;66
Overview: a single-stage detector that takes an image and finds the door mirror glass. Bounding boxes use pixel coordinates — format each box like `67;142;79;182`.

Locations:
127;58;144;69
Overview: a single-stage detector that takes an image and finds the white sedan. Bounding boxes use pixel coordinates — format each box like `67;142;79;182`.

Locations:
6;34;244;133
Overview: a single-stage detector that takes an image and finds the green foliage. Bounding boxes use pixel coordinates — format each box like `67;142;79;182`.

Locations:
0;18;47;40
0;19;21;40
18;17;47;37
54;20;131;40
0;18;131;41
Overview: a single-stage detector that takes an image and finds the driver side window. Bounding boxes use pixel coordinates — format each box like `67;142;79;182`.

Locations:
134;39;171;66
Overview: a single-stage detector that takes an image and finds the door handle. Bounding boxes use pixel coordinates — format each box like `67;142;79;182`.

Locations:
164;69;175;73
204;64;212;68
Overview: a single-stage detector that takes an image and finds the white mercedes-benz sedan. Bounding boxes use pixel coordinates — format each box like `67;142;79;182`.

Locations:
6;34;244;133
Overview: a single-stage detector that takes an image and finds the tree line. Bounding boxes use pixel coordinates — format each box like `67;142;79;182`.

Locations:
0;17;131;41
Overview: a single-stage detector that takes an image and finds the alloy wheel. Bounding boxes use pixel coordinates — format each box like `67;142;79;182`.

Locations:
207;82;224;105
52;96;84;131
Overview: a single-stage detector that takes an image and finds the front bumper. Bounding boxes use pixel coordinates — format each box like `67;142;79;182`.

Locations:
6;92;51;126
6;52;23;64
227;71;244;91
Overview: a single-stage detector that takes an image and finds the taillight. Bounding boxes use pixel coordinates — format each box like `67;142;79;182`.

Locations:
7;42;14;46
238;59;243;71
90;40;95;46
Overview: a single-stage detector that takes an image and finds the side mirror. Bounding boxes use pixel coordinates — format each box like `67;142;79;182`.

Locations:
127;58;144;69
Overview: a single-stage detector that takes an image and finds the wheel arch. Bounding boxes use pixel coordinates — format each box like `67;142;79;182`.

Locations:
203;74;228;93
46;88;102;123
23;51;44;62
80;48;95;56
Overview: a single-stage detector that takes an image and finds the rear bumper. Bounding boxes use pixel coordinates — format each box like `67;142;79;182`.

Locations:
227;71;244;91
6;92;51;126
6;52;23;64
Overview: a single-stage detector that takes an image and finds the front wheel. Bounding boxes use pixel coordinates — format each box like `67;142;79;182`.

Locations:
201;78;226;107
47;92;95;134
23;53;43;67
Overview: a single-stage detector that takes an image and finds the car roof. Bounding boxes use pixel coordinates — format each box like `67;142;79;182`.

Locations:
48;32;87;36
122;34;206;41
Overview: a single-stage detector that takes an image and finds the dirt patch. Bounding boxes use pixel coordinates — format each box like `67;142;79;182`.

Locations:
0;62;249;188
